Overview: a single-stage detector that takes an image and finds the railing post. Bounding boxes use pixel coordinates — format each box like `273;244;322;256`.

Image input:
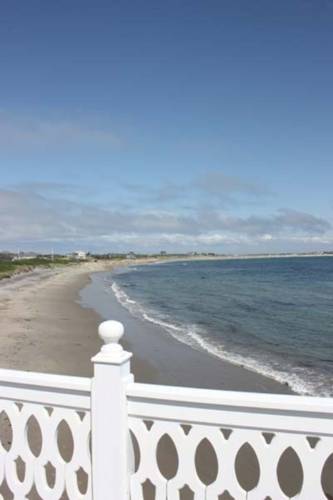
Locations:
91;320;133;500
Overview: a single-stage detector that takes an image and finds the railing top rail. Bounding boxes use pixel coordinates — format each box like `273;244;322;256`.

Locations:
127;382;333;414
127;382;333;435
0;368;91;410
0;368;91;392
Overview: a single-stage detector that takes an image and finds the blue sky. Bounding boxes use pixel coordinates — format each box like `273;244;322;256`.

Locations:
1;0;333;253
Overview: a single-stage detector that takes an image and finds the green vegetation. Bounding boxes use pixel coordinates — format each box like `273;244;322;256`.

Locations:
0;258;76;280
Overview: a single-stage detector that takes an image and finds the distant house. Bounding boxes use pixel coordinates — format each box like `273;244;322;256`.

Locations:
160;251;167;256
126;252;136;259
72;251;87;260
12;252;38;261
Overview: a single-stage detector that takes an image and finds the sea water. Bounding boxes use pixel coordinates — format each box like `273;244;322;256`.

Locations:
107;257;333;396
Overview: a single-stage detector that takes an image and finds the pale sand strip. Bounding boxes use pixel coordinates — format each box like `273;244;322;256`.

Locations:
0;259;159;376
0;261;112;375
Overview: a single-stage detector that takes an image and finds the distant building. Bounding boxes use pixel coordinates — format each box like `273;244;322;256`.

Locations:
12;252;38;261
160;251;167;256
126;252;136;259
72;251;87;260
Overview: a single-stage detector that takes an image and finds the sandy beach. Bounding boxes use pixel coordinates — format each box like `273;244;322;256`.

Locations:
0;262;103;376
0;259;156;377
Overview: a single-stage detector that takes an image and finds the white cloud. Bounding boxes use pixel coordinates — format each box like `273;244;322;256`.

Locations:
0;186;332;253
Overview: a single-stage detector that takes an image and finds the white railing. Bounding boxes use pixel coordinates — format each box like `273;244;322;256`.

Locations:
0;370;91;499
0;320;332;499
127;384;333;499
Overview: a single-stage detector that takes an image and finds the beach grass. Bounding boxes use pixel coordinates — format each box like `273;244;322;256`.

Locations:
0;258;76;280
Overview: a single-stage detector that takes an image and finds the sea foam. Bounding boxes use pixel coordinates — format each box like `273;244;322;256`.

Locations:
110;281;324;396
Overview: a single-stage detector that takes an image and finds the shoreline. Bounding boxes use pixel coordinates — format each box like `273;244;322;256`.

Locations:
80;270;294;394
0;258;292;394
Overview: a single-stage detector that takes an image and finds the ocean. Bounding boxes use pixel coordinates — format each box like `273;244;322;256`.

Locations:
107;257;333;396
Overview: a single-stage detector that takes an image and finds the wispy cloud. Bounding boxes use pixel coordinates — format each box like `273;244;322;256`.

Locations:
0;112;121;150
0;184;331;252
122;171;272;210
194;171;271;198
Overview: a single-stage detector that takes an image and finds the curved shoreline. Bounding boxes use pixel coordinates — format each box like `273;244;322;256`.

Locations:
80;271;294;394
0;258;294;394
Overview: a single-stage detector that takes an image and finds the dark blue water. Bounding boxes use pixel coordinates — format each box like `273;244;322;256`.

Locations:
109;257;333;396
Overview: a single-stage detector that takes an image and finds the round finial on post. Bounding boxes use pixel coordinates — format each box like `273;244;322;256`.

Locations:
98;320;124;353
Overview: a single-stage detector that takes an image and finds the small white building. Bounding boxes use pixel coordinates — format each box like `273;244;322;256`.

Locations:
72;251;87;260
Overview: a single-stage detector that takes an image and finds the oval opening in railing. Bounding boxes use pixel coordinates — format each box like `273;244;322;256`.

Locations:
235;442;260;493
156;433;179;480
195;438;218;486
26;414;42;458
277;446;303;498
